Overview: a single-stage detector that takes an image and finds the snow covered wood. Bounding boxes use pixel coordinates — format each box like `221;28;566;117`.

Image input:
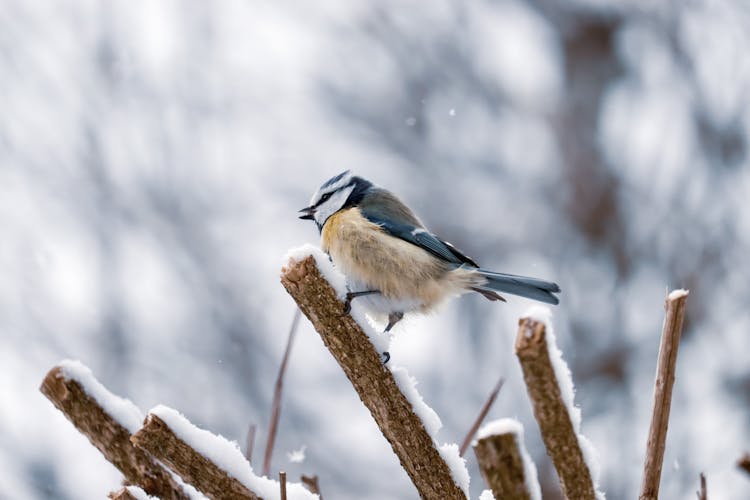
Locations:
640;289;689;500
473;420;540;500
280;252;466;499
109;486;156;500
515;316;597;500
39;364;190;500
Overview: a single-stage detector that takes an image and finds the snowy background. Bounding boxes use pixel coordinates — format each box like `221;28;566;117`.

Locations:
2;1;750;499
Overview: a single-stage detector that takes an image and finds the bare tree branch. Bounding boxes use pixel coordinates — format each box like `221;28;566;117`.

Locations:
109;486;151;500
301;475;322;498
515;317;596;500
264;308;302;476
459;376;504;456
245;423;257;464
281;254;466;499
39;366;189;500
131;414;260;500
474;432;534;500
696;472;707;500
640;290;689;500
280;471;288;500
738;453;750;477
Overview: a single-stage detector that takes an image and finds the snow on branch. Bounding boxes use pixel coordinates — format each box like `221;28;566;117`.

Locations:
280;246;467;499
639;289;689;500
515;309;602;500
131;406;317;500
39;362;190;500
109;486;157;500
472;419;541;500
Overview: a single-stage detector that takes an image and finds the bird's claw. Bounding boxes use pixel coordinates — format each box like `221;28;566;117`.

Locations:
381;351;390;364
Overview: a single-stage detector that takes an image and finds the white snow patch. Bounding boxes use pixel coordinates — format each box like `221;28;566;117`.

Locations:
389;365;442;437
57;360;144;434
521;307;605;499
478;490;495;500
667;288;689;301
475;418;541;500
123;486;156;500
287;445;306;464
438;443;470;498
148;405;317;500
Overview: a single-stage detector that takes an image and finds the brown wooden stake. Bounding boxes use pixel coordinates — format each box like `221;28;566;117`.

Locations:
280;471;288;500
738;453;750;477
301;474;322;497
639;290;689;500
696;472;707;500
459;376;504;456
264;308;302;476
474;432;534;500
132;414;260;500
515;317;596;500
39;367;189;500
281;254;466;499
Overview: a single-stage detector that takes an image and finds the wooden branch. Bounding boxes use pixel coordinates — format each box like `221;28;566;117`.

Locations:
246;423;257;464
264;308;302;476
739;452;750;477
301;475;321;498
515;317;596;500
474;433;533;500
39;367;189;500
696;472;707;500
131;414;260;500
281;254;466;499
280;471;288;500
640;290;689;500
459;376;504;456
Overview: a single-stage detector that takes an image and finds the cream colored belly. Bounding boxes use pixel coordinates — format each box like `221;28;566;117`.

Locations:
321;208;481;313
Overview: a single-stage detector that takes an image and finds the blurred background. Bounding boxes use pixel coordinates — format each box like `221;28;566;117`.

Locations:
2;1;749;499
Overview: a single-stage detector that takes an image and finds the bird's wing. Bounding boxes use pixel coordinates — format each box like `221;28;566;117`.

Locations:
360;208;479;267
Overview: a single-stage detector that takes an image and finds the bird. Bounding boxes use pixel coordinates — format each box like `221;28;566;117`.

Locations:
299;171;560;335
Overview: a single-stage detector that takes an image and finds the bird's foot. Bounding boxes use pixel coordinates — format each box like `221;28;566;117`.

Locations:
343;290;380;314
384;311;404;333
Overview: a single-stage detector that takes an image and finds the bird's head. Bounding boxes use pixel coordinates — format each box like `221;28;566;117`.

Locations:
299;171;373;229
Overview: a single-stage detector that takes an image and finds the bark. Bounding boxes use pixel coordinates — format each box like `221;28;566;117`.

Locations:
280;255;466;499
474;433;533;500
515;317;596;500
131;414;260;500
639;290;689;500
39;367;189;500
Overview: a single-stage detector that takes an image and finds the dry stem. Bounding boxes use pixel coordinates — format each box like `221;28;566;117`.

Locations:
301;475;321;497
246;423;257;464
264;308;302;476
474;433;533;500
459;376;504;456
515;317;596;500
640;290;689;500
280;471;288;500
738;453;750;477
131;414;260;500
39;367;189;499
281;255;465;499
696;472;707;500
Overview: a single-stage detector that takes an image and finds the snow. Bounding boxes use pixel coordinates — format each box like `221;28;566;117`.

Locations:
521;307;605;499
287;445;306;464
148;405;317;500
123;486;156;500
475;419;541;500
667;288;689;301
478;490;495;500
438;443;470;497
57;360;144;434
389;365;442;436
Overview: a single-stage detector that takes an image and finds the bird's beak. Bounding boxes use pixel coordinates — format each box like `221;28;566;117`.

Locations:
298;206;315;220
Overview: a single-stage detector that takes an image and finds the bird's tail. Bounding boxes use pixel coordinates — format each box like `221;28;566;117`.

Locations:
473;269;561;305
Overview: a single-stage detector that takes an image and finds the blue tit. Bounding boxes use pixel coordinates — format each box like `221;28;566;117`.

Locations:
299;171;560;333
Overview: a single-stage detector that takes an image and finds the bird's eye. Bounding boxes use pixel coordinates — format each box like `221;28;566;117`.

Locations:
320;193;332;202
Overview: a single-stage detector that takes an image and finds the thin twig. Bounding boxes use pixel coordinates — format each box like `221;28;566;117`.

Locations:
640;290;689;500
263;308;302;477
696;472;707;500
459;376;504;456
738;453;750;477
301;475;322;498
280;471;288;500
281;254;466;499
245;423;257;464
515;316;596;500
